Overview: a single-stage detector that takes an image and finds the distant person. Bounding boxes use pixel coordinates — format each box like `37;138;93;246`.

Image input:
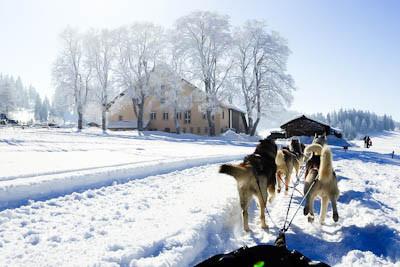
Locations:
392;151;395;159
363;136;368;148
364;136;372;148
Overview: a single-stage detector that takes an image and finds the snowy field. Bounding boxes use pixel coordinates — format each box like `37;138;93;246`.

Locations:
0;128;399;266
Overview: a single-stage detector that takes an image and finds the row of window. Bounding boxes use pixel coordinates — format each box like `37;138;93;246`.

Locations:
151;111;191;124
119;110;226;123
159;127;226;134
151;111;225;123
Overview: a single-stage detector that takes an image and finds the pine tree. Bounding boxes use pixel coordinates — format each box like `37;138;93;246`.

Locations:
40;97;50;122
34;94;42;121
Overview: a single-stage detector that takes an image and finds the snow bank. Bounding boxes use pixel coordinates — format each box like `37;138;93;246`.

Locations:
0;164;242;266
220;129;260;142
0;154;246;210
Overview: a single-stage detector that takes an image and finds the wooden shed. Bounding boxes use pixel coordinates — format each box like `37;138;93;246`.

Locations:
280;115;342;138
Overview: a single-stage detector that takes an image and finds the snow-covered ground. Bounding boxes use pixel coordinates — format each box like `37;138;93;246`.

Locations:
0;128;399;266
0;128;254;209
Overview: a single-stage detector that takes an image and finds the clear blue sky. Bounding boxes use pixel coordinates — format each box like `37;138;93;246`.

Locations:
0;0;399;120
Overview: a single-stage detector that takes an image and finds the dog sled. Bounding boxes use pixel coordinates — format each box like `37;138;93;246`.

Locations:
196;233;329;267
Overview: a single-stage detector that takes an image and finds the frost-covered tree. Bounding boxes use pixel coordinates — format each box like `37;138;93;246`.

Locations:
52;26;92;130
0;75;16;114
174;11;233;136
34;94;42;121
231;20;295;135
152;63;192;134
115;22;165;132
310;109;397;139
14;77;29;109
155;32;193;134
85;28;116;132
40;97;50;122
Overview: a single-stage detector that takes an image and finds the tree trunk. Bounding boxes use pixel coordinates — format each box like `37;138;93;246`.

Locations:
137;95;145;132
206;110;215;136
246;115;253;135
250;117;260;136
174;108;180;134
101;108;106;132
77;111;83;131
204;79;215;136
132;98;138;118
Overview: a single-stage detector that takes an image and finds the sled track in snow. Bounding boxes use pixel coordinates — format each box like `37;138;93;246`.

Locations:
0;154;246;211
0;162;244;266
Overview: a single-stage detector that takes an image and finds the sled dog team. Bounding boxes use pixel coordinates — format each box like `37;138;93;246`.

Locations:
219;134;340;232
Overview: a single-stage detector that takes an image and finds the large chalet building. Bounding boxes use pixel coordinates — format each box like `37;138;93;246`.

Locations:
106;80;247;135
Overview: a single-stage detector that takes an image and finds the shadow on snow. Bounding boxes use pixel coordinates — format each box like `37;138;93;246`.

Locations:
286;224;400;264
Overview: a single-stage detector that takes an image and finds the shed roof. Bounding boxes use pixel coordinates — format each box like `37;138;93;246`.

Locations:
280;115;330;129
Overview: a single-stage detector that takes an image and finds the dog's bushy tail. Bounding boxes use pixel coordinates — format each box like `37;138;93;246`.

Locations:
219;164;247;179
304;143;323;160
319;145;333;181
275;150;286;166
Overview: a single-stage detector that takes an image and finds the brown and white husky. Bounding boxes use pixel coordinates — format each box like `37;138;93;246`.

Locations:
219;139;277;231
303;135;340;224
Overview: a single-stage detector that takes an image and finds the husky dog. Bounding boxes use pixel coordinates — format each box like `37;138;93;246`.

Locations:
303;133;327;178
303;135;339;224
275;147;300;193
289;138;306;165
219;139;277;231
312;133;328;146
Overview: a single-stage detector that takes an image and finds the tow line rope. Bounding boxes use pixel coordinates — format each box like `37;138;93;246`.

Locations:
262;158;319;235
281;174;318;232
277;164;306;197
281;163;307;230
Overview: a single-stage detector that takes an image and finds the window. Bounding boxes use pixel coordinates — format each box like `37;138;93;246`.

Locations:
184;110;191;124
202;113;206;120
190;127;194;133
211;114;215;121
163;112;169;120
176;112;182;120
204;127;208;134
222;111;225;119
118;115;123;121
150;112;156;120
197;127;201;134
182;127;186;133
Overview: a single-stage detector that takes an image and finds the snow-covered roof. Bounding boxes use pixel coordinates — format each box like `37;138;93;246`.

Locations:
281;115;330;128
331;126;342;133
219;103;245;114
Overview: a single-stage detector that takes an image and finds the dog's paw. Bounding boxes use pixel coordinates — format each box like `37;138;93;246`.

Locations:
333;212;339;222
303;207;309;216
268;195;275;203
244;227;251;233
277;188;281;193
308;215;314;223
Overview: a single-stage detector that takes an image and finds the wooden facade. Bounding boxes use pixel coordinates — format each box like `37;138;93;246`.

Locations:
280;115;342;138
